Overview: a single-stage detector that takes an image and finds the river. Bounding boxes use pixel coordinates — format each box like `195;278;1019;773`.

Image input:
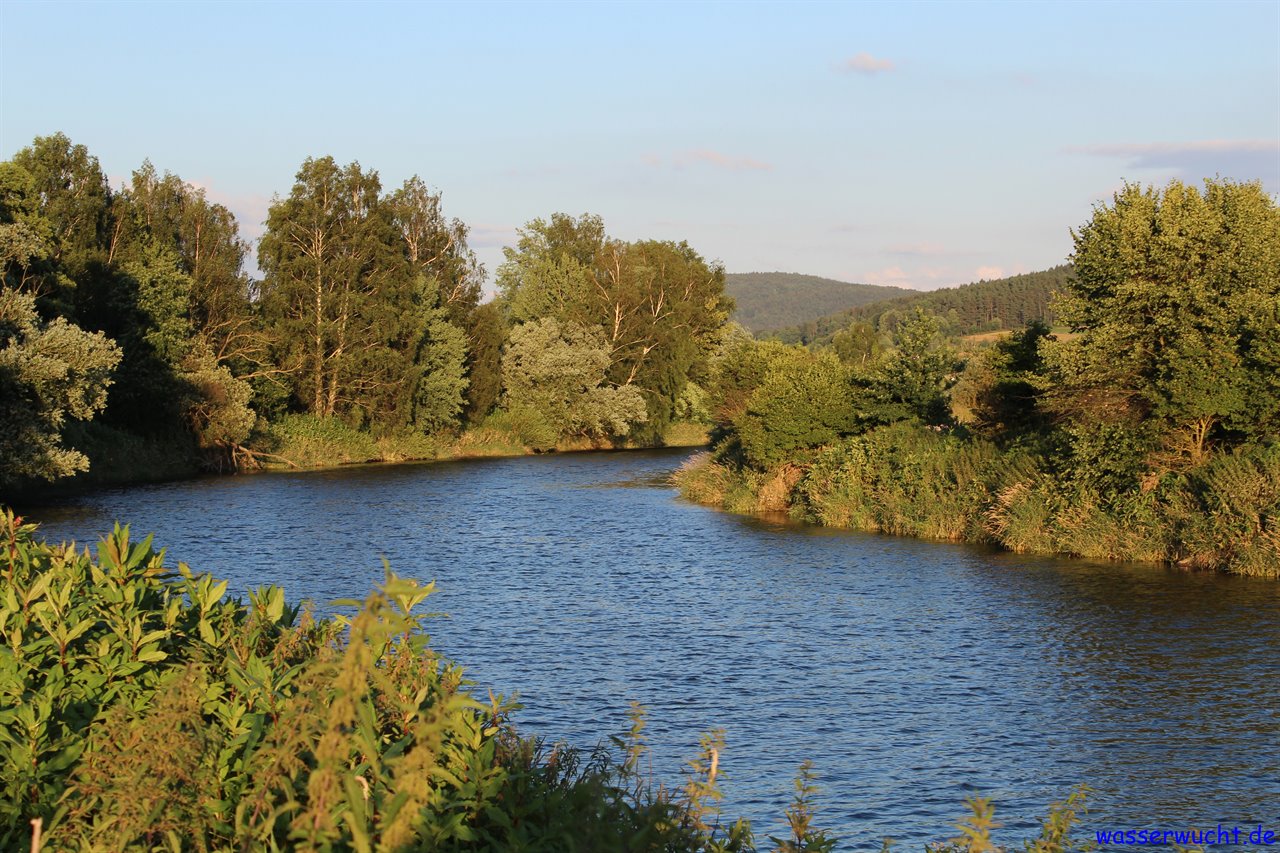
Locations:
17;448;1280;849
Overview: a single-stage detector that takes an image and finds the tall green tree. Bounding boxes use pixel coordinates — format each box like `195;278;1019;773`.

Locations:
258;157;408;420
8;133;111;270
7;134;115;322
874;308;954;426
110;164;260;454
388;176;484;325
462;300;506;422
122;162;262;368
403;276;469;432
497;214;731;442
1044;178;1280;467
258;159;472;433
502;317;647;448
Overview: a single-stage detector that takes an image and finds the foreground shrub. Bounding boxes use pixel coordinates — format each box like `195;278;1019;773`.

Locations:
0;511;760;852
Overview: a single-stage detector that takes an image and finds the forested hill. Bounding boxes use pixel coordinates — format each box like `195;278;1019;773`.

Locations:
725;272;911;332
770;265;1074;344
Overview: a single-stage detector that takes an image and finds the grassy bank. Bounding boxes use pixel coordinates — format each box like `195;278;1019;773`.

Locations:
253;415;710;470
6;419;711;503
674;424;1280;577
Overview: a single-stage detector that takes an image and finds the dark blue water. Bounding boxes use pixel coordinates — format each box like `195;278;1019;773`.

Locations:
17;449;1280;849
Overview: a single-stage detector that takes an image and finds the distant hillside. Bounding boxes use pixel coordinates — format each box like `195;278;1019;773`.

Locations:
770;265;1074;344
725;272;912;333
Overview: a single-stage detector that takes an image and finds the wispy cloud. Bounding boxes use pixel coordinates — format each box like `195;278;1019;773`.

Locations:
467;224;519;250
644;149;773;172
841;52;895;75
1068;139;1279;189
885;242;949;257
859;265;914;287
854;262;1028;291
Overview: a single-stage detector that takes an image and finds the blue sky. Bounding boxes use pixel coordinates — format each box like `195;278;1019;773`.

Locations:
3;0;1277;291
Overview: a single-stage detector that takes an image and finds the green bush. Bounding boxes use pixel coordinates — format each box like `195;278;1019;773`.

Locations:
735;352;856;469
795;424;1002;541
1164;443;1280;575
0;512;759;852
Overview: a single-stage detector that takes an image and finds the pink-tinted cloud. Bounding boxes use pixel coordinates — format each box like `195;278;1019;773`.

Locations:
860;265;914;287
188;177;273;242
842;52;895;75
974;265;1005;280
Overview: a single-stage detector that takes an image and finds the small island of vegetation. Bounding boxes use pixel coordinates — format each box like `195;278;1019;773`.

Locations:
677;178;1279;576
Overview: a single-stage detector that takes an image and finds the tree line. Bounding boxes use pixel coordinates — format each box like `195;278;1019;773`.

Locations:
771;265;1073;345
1;134;731;490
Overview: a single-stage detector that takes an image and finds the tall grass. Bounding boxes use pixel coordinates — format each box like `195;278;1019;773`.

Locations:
678;426;1280;577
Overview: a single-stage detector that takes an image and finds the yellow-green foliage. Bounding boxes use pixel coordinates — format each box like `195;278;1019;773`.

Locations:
926;787;1101;853
663;421;712;448
450;415;531;457
1163;443;1280;575
673;454;760;515
260;414;382;466
795;424;1002;542
258;414;447;468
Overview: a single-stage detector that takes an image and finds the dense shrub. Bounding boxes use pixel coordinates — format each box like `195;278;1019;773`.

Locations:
0;512;761;852
794;424;1002;541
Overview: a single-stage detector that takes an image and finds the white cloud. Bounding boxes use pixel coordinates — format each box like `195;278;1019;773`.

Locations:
842;52;895;75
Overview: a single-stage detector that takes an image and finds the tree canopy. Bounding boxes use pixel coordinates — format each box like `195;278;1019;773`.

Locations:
498;213;731;442
1044;178;1280;467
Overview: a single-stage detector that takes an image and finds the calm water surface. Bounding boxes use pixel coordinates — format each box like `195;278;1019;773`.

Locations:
18;449;1280;849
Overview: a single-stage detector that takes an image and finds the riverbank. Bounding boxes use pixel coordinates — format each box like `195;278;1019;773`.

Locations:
673;423;1280;578
6;417;711;503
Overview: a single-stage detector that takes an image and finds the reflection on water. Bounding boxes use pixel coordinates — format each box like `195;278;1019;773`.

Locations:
18;449;1280;849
